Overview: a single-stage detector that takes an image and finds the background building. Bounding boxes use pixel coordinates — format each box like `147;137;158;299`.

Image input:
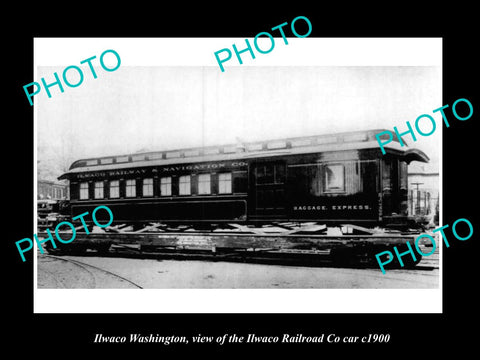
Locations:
408;162;439;226
38;180;69;200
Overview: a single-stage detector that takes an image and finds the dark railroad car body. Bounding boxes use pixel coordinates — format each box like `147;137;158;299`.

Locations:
58;129;429;228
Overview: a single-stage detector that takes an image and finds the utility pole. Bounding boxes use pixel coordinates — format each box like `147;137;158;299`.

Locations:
411;182;424;215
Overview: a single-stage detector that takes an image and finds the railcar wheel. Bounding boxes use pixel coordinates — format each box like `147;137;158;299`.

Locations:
392;244;422;268
371;245;422;270
44;242;64;255
62;244;88;255
330;247;356;267
44;243;87;255
140;245;157;252
96;243;111;254
331;245;391;268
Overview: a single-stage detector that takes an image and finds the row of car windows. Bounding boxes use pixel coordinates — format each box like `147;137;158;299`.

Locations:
78;173;233;200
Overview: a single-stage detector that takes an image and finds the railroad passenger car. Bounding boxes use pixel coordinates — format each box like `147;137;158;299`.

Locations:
58;129;429;230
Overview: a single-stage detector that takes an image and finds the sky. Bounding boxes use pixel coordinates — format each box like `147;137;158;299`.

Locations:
35;39;442;179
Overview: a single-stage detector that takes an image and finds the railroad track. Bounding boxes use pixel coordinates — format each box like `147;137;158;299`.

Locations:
42;243;439;271
39;254;143;289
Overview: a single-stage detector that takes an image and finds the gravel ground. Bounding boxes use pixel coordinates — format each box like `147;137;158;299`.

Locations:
38;256;141;289
37;252;439;289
